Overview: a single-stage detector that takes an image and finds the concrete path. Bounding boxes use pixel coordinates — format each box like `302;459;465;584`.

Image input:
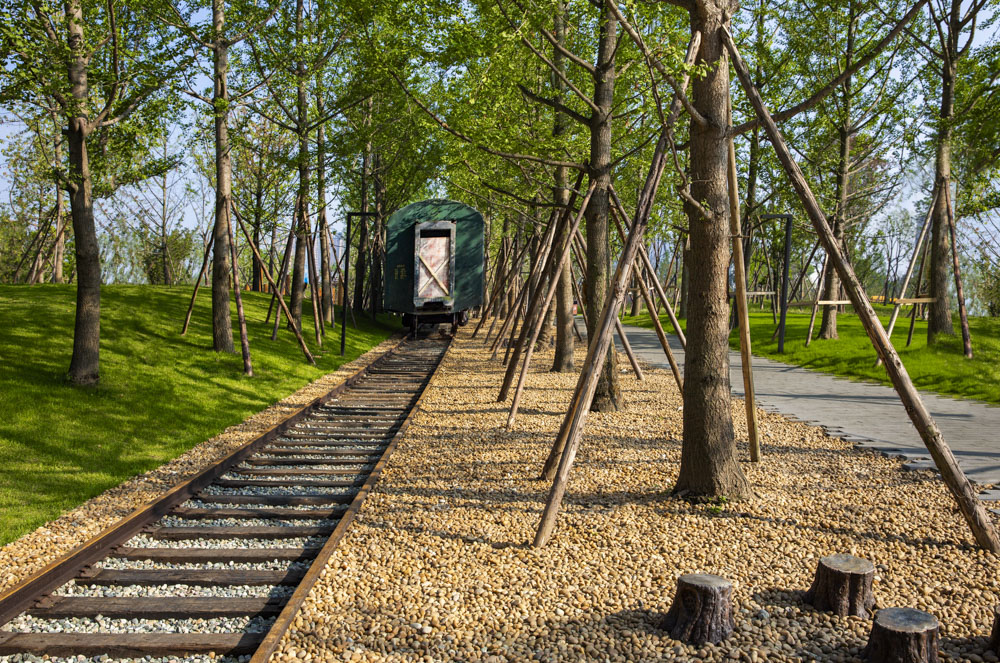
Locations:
611;323;1000;494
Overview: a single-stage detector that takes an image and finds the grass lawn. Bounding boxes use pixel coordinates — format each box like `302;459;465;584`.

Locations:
0;284;399;545
622;304;1000;406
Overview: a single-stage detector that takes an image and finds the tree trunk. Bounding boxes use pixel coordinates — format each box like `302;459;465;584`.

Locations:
587;0;621;413
52;126;65;284
371;151;385;315
820;19;854;341
674;3;749;498
353;142;370;313
65;0;101;385
679;234;690;318
928;56;956;343
316;91;332;324
252;188;263;292
288;0;309;331
210;0;234;353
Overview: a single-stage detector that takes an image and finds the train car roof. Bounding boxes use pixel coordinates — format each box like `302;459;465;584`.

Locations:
388;199;483;226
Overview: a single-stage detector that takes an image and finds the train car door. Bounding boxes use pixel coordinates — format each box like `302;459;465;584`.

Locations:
413;220;456;308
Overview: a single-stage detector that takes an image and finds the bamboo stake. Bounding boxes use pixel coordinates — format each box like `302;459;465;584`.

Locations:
616;319;644;380
306;231;323;346
226;214;253;376
725;85;761;463
805;255;828;347
536;30;701;488
608;200;683;391
570;226;643;383
875;188;938;366
491;220;558;360
943;183;973;359
907;238;929;348
534;122;671;547
271;228;296;342
232;205;315;365
724;25;999;553
505;184;597;422
472;248;507;338
771;240;821;341
181;235;215;335
266;224;295;326
476;238;532;340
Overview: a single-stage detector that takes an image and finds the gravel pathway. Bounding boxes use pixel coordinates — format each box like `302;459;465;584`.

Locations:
266;325;1000;663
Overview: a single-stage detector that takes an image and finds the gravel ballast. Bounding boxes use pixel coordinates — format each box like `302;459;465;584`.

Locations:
266;327;1000;663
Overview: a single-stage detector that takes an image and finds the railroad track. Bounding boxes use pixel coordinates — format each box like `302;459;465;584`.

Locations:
0;335;450;662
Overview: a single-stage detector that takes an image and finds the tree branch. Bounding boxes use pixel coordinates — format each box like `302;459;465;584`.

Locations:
731;0;928;135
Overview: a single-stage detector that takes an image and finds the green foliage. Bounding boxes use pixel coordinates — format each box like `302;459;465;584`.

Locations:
0;284;399;544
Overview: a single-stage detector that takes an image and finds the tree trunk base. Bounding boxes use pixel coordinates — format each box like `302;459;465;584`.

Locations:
804;553;875;618
989;605;999;653
661;574;734;646
863;607;938;663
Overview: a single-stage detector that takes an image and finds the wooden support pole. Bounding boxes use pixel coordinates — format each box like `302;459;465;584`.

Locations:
498;202;577;391
944;183;973;359
534;106;674;546
615;318;644;380
271;227;297;342
569;224;644;384
724;25;999;553
907;238;929;348
726;86;761;463
232;205;315;365
875;188;937;367
181;235;215;336
472;247;509;338
778;215;793;353
305;230;323;347
608;197;683;392
770;240;821;342
266;223;295;327
226;214;253;376
506;185;597;425
805;255;828;348
490;215;560;360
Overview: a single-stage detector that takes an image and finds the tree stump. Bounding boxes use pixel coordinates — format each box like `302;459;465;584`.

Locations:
863;607;939;663
661;574;734;646
804;553;875;618
989;605;999;653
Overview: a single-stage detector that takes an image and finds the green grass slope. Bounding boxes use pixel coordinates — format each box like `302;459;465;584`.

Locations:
621;306;1000;405
0;284;398;544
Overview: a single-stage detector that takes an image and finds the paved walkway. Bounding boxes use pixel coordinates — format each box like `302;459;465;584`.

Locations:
610;323;1000;495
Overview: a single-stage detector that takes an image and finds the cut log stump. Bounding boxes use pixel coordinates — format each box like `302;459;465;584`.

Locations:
804;553;875;618
661;574;734;646
863;607;939;663
989;605;999;653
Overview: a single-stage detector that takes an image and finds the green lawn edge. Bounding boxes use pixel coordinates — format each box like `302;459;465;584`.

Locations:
0;284;400;544
621;306;1000;406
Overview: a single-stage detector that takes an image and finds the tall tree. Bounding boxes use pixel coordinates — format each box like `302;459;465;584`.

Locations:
1;0;185;383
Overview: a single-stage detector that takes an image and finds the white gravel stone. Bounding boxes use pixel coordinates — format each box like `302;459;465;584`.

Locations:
121;534;326;550
2;615;272;634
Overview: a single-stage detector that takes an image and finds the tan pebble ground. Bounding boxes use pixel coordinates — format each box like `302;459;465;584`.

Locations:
271;325;1000;663
0;336;401;595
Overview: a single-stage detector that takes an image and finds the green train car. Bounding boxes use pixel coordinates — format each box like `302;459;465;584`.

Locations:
383;199;485;331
